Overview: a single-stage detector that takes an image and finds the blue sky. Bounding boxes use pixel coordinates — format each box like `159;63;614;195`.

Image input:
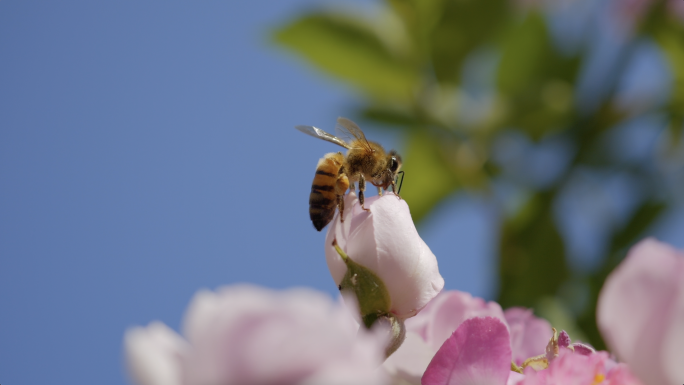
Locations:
0;2;495;384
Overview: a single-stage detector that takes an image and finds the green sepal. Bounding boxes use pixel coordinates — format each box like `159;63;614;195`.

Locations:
333;240;392;328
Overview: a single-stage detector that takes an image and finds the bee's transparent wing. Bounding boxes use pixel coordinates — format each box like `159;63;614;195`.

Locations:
335;117;373;152
295;125;351;149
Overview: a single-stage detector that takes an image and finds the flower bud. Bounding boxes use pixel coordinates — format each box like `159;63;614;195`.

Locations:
325;192;444;320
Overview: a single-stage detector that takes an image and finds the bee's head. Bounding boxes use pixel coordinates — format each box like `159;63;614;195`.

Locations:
373;150;403;190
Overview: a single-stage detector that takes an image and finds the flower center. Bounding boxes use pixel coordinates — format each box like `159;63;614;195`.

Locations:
592;373;605;384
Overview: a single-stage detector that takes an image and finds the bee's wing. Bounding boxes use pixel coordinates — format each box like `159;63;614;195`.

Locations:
295;125;351;149
335;117;373;153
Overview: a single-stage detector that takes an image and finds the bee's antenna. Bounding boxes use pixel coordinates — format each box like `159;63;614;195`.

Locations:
396;171;405;194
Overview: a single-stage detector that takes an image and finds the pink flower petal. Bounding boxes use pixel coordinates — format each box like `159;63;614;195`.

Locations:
663;281;684;384
504;308;553;366
179;285;387;385
506;371;525;385
597;238;684;385
325;192;444;319
386;291;506;384
422;317;512;385
571;343;595;356
605;363;645;385
383;332;436;384
518;350;607;385
408;290;506;353
557;330;571;349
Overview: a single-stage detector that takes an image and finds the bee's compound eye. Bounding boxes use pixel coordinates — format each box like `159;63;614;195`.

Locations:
389;156;399;172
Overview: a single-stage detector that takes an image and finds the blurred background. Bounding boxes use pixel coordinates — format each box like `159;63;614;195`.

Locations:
1;1;683;384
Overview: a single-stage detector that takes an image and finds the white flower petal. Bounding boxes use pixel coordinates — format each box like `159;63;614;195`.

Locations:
124;322;187;385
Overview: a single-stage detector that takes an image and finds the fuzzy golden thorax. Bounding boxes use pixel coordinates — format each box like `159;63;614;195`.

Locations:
344;140;388;182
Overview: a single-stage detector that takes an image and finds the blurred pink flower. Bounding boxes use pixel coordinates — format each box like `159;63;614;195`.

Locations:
418;317;642;385
384;291;550;384
421;317;517;385
125;322;188;385
505;308;553;366
518;350;643;385
125;285;388;385
325;192;444;320
597;238;684;385
405;291;507;353
555;330;595;357
670;0;684;22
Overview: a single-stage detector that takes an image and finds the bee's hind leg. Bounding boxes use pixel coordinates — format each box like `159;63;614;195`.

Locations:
337;195;345;223
335;174;349;223
358;174;370;212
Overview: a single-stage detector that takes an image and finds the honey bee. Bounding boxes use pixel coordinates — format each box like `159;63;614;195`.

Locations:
296;117;403;231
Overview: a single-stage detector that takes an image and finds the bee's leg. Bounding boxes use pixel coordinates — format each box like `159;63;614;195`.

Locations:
337;194;345;222
358;174;370;211
391;180;402;199
378;186;383;196
335;174;349;223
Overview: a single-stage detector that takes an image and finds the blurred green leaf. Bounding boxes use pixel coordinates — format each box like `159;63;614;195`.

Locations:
497;13;549;95
360;104;420;128
387;0;445;59
400;131;459;222
430;0;508;84
648;12;684;142
273;13;418;101
498;192;569;308
610;201;667;252
536;296;588;343
496;14;581;139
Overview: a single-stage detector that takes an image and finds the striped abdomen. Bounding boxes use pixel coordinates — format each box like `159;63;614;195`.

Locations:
309;152;347;231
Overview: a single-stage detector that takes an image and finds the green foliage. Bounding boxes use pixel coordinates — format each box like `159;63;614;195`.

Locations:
273;13;417;101
496;14;581;139
645;4;684;145
429;0;509;84
274;0;683;349
498;192;569;308
400;131;460;222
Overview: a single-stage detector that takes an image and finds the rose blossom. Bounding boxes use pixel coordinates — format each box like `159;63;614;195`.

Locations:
383;290;550;384
403;291;507;354
125;285;388;385
518;349;643;385
325;191;444;320
597;238;684;385
420;316;643;385
504;307;553;366
421;317;520;385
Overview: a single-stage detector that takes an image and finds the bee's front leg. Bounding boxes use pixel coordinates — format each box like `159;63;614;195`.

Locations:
391;180;402;200
358;174;370;212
